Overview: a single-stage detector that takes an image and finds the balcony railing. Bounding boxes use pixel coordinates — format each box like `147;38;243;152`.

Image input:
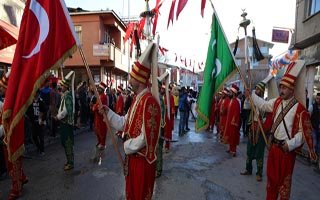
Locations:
93;43;130;73
93;44;111;57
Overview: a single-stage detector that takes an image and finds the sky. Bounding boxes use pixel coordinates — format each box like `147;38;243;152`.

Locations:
64;0;296;70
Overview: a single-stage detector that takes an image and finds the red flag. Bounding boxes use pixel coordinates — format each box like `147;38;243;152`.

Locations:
176;0;189;20
201;0;206;17
167;0;176;28
152;0;163;36
138;18;146;39
123;22;134;44
3;0;78;161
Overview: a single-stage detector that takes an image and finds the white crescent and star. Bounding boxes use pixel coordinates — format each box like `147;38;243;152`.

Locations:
23;0;49;59
211;39;222;79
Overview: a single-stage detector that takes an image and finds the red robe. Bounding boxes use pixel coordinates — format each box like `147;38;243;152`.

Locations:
266;98;316;200
215;98;222;134
209;98;216;129
1;100;27;197
224;97;241;152
219;96;230;140
116;94;124;116
123;92;161;200
92;93;108;146
164;94;175;150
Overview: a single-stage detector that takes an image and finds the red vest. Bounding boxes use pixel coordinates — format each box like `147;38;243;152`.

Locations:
219;97;230;131
124;92;161;164
116;94;124;116
271;97;315;154
92;93;108;134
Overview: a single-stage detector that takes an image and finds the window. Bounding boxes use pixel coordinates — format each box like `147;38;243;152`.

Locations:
105;31;110;43
75;25;82;44
259;47;269;55
309;0;320;16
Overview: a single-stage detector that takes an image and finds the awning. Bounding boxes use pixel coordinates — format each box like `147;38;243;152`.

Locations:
0;19;19;50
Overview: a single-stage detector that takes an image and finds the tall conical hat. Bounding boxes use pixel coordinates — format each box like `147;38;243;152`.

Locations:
158;69;171;119
59;70;75;113
130;43;155;85
60;71;75;89
260;74;279;99
279;60;305;104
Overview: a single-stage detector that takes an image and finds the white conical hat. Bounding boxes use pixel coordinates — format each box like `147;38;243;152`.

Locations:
60;70;75;113
130;43;156;84
279;60;305;105
158;69;171;119
60;71;75;88
279;60;305;90
261;74;279;99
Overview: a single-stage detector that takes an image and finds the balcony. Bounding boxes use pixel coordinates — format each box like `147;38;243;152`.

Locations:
93;43;111;57
93;43;129;73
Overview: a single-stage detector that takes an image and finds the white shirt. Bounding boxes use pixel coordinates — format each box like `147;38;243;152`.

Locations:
251;91;303;151
243;98;251;110
107;88;148;155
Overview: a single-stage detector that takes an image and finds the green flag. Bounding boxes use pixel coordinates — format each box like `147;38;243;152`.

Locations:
196;13;237;132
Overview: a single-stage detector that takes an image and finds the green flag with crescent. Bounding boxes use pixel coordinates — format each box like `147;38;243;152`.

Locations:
196;13;237;132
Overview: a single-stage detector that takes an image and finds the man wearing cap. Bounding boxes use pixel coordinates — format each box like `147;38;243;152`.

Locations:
310;93;320;168
164;85;175;153
207;94;216;132
100;43;161;200
156;81;166;178
241;82;267;181
116;86;124;116
215;91;222;136
219;88;231;142
56;71;75;171
224;84;241;157
0;73;8;179
91;82;109;162
0;71;28;199
124;86;133;114
250;61;317;200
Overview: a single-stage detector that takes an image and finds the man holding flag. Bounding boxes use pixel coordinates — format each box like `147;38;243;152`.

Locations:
196;12;237;132
2;0;79;198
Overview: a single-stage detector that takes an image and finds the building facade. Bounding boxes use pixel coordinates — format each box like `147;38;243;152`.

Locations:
293;0;320;107
0;0;24;70
64;10;133;89
229;37;274;90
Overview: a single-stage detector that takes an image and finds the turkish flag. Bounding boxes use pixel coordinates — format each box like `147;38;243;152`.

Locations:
3;0;78;161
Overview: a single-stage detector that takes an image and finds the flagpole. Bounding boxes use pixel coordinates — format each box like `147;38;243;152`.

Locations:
208;0;269;149
239;10;252;90
78;47;124;169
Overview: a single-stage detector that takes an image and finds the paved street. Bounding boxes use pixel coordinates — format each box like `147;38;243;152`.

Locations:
1;118;320;200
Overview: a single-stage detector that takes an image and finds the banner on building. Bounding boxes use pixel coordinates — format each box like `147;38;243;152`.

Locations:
272;29;289;43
